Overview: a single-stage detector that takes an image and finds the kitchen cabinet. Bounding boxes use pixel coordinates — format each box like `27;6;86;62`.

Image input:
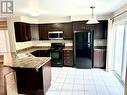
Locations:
38;24;48;40
64;50;73;66
31;50;50;57
73;20;108;39
38;23;64;40
94;49;106;68
72;21;95;31
47;23;64;31
38;22;73;40
12;60;51;95
94;21;108;39
63;23;73;39
14;22;31;42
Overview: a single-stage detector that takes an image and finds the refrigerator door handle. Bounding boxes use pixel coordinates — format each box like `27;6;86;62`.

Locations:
88;32;91;44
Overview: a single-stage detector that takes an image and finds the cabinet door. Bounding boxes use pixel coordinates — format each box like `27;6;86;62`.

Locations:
47;23;64;31
21;23;27;41
94;49;106;68
94;21;108;39
64;50;73;66
63;23;73;39
14;22;23;42
38;24;48;40
14;22;31;42
39;50;50;57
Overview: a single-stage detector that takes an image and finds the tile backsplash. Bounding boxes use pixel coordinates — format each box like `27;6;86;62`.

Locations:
16;41;33;50
94;39;107;46
16;40;73;50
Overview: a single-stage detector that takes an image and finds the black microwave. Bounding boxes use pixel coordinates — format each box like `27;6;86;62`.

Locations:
48;31;63;40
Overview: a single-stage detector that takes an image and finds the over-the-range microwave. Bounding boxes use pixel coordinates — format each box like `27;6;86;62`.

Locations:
48;31;63;40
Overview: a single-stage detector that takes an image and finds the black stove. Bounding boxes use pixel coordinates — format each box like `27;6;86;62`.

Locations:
49;43;65;67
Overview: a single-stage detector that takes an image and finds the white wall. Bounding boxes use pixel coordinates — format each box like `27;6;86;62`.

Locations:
7;17;16;52
38;16;71;24
71;14;111;21
13;14;111;24
113;4;127;24
106;19;113;71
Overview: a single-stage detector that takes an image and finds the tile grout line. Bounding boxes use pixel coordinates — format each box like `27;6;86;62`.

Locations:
59;67;69;95
91;69;99;95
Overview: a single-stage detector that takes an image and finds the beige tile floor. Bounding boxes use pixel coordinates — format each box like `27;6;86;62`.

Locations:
5;67;124;95
46;67;124;95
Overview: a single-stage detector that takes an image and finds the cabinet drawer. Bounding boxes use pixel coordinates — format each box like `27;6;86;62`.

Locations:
64;54;72;57
64;50;72;53
64;60;73;66
94;49;106;68
64;50;73;66
64;57;72;60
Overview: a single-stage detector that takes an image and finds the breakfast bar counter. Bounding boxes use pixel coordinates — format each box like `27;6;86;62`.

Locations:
7;54;51;95
11;54;51;71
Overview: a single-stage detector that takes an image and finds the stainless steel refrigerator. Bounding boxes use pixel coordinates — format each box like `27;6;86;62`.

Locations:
74;30;94;69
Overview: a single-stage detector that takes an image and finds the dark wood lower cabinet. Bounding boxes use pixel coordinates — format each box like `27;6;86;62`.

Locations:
31;50;50;57
94;49;106;68
12;60;51;95
64;50;73;66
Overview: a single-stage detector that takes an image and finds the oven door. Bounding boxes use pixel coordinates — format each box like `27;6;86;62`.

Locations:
50;51;63;67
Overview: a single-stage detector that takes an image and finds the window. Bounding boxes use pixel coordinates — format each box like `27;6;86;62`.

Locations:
112;24;127;83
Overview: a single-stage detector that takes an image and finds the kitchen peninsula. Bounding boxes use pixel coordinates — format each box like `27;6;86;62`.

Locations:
8;52;51;95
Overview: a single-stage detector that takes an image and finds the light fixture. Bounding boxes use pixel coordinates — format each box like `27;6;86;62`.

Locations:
86;6;99;24
29;11;40;16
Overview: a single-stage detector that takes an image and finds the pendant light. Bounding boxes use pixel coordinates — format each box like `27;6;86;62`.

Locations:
86;6;99;24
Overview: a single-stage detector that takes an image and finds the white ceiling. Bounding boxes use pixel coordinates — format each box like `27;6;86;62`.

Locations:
14;0;127;17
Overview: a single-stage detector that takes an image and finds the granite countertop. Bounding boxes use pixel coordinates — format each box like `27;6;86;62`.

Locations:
17;46;50;53
5;53;51;71
17;46;73;53
11;46;72;71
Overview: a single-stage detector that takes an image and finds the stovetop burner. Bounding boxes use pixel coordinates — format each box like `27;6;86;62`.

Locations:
49;43;65;51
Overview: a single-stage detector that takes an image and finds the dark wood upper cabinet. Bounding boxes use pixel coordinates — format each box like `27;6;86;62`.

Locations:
47;23;64;31
63;23;73;39
94;21;108;39
38;23;64;40
14;22;31;42
38;24;48;40
72;20;108;39
72;21;95;31
38;23;73;40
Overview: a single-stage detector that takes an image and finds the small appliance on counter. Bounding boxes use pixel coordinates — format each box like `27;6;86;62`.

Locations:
48;43;65;67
